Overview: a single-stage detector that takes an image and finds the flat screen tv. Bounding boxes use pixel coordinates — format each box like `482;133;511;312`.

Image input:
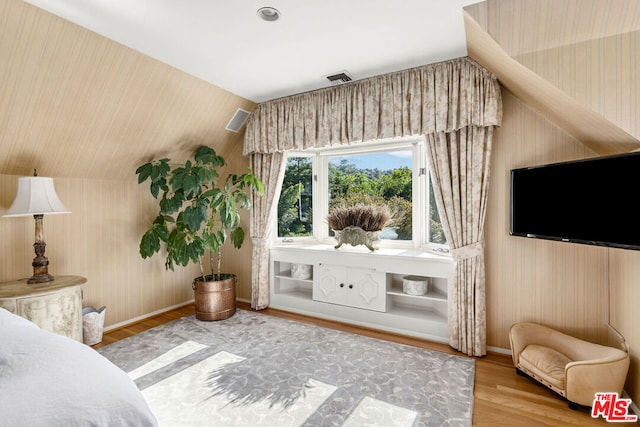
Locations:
510;152;640;250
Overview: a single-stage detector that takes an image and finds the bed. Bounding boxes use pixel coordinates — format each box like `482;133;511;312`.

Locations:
0;307;157;426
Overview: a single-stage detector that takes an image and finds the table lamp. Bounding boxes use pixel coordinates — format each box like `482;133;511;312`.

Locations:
3;172;70;284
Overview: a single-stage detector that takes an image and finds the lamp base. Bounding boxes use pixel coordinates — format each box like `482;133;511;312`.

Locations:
30;235;54;284
27;273;55;284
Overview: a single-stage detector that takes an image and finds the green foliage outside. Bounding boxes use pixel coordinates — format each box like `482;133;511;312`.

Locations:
278;156;446;244
278;157;313;237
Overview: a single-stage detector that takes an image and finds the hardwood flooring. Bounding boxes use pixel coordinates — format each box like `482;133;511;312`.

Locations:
94;302;630;426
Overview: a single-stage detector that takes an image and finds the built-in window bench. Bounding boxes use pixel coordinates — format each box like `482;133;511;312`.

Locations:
270;244;453;342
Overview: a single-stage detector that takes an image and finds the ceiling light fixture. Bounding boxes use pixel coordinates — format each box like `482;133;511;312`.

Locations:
257;7;280;22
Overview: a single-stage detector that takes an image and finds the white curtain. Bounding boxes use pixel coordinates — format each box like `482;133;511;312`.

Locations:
243;57;501;355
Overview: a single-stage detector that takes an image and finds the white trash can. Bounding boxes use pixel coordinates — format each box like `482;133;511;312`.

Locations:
82;306;106;346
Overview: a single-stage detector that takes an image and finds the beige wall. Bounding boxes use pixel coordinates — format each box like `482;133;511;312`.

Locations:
472;0;640;405
485;90;609;347
0;140;253;326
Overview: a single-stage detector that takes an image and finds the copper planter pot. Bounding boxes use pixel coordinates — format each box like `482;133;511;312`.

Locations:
192;274;236;321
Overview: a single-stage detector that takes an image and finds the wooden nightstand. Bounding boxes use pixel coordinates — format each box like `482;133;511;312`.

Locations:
0;275;86;342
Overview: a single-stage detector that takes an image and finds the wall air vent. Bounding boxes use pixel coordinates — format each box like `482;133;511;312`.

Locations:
225;108;251;133
325;71;354;85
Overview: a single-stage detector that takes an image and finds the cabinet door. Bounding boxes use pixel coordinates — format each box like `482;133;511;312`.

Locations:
346;268;386;312
17;286;83;342
313;264;348;305
313;264;386;312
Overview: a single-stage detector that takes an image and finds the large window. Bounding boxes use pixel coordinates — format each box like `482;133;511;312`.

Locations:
276;138;446;249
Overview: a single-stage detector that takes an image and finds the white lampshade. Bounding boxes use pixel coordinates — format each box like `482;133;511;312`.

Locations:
3;176;70;217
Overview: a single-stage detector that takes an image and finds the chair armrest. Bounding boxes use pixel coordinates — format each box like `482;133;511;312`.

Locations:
565;354;630;406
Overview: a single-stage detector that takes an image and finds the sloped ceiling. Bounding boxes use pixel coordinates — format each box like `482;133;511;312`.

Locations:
0;0;254;181
464;0;640;155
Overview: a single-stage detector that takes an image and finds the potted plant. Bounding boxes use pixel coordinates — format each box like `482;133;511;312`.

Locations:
327;203;390;251
135;146;263;320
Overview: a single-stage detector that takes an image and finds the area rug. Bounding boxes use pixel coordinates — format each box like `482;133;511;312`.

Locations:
98;310;475;426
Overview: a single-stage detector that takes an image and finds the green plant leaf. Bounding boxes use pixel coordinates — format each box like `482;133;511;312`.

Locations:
217;230;226;247
151;216;171;241
230;227;245;249
235;192;251;209
137;161;170;198
167;229;204;267
171;162;203;199
136;163;153;183
195;146;225;167
202;229;219;252
254;177;264;195
160;189;185;214
209;189;224;211
183;202;207;232
151;159;170;181
139;229;161;258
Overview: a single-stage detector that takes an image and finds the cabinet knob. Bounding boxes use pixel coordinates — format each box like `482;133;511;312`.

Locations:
339;283;345;288
348;284;353;289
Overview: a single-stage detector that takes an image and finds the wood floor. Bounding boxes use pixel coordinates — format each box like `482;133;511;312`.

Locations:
94;302;629;426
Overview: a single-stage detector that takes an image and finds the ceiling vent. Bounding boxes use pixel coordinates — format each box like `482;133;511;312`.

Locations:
225;108;251;133
325;71;354;85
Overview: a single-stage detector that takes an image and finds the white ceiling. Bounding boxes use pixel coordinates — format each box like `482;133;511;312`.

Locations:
24;0;481;103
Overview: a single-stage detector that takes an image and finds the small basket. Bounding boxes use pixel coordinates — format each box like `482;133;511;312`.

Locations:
402;275;430;296
291;263;312;280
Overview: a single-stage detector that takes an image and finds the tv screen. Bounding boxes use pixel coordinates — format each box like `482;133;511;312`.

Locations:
510;152;640;250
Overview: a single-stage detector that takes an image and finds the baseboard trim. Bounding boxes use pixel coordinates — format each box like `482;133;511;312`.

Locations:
487;345;511;355
102;299;195;333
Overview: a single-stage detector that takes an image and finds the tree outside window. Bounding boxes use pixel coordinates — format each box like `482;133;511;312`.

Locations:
276;140;447;248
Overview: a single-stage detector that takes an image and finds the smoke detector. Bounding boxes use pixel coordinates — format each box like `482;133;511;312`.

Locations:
324;71;354;85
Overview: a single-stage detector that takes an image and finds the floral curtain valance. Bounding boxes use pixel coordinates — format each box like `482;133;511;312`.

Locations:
243;57;502;155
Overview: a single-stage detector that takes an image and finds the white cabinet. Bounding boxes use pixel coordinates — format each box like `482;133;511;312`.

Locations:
313;264;388;312
270;245;453;343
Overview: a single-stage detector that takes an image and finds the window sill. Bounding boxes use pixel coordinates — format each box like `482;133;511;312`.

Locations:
270;241;452;263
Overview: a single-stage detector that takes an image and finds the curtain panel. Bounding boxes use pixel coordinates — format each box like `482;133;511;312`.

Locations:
243;56;502;356
244;57;501;155
249;152;287;310
427;127;493;356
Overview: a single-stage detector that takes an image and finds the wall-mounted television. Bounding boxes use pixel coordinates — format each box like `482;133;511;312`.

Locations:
510;152;640;250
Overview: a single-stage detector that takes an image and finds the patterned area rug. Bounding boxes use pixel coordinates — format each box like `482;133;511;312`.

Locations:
98;310;474;426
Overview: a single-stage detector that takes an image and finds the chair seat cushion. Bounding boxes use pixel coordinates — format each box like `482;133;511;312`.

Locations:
519;344;572;391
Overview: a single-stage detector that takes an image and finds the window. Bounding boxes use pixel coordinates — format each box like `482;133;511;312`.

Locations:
276;137;447;249
277;155;313;238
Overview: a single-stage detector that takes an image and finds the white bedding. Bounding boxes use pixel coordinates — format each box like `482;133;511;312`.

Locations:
0;308;157;426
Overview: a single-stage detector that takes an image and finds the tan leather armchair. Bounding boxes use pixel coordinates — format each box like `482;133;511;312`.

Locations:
509;322;630;408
